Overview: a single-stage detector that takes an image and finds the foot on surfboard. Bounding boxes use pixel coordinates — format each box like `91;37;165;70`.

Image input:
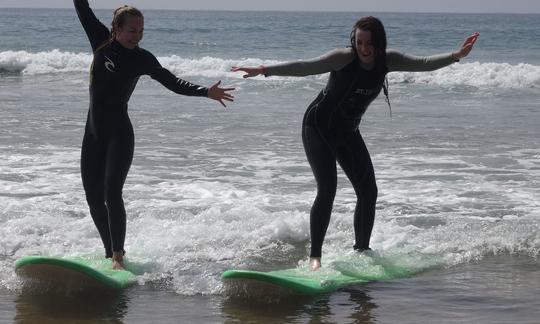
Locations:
353;246;372;253
309;257;321;271
112;252;125;270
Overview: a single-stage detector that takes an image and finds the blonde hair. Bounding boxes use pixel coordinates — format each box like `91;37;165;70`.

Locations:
111;5;143;39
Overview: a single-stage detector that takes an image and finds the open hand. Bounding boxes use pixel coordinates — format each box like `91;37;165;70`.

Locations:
453;32;480;60
208;80;235;107
231;66;265;78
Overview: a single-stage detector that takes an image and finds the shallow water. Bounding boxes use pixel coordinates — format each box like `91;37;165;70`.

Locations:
0;255;537;323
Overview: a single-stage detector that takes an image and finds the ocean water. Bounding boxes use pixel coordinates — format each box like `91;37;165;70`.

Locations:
1;8;539;323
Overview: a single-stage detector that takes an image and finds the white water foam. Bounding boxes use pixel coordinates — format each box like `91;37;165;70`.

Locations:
1;143;539;294
2;50;539;89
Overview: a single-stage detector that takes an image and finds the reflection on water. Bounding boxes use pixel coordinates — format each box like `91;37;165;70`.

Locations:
346;288;378;323
221;285;378;324
15;289;129;323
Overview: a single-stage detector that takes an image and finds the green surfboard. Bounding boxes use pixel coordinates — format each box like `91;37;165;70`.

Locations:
222;268;367;295
222;254;423;295
15;256;136;291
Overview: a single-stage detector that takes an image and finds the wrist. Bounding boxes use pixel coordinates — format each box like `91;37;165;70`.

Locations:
259;65;267;76
452;52;461;62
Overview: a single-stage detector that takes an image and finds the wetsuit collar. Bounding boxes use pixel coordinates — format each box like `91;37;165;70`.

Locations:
111;39;139;52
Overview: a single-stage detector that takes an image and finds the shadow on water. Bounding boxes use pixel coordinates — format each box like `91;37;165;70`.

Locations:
221;284;378;324
14;287;130;324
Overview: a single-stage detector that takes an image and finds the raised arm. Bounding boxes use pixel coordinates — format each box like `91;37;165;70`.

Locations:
388;32;479;72
73;0;110;51
231;48;355;78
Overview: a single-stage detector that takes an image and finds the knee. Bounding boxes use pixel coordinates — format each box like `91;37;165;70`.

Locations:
84;189;104;208
316;182;337;203
370;182;378;201
84;193;107;218
355;180;377;203
104;187;124;208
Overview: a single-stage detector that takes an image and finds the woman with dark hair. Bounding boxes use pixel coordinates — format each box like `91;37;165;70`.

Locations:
74;0;235;270
233;16;479;270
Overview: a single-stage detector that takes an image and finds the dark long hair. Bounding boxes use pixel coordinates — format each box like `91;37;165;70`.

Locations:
350;16;392;116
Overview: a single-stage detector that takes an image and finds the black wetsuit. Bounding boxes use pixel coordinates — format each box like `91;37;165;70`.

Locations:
302;58;385;257
265;48;455;257
74;0;208;257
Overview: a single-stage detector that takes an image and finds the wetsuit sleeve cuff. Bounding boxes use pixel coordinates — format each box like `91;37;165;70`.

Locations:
261;65;268;77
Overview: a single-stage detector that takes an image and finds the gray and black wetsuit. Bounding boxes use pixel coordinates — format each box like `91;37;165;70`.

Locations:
265;48;456;257
74;0;208;258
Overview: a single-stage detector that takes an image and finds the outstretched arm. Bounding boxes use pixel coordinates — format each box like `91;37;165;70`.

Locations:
231;48;355;78
388;32;480;72
73;0;110;51
150;67;234;107
145;52;234;107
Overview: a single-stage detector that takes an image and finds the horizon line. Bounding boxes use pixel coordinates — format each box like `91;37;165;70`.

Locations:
0;7;539;15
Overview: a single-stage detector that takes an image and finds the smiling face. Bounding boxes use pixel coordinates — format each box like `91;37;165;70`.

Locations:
354;28;375;65
115;15;144;49
350;17;387;69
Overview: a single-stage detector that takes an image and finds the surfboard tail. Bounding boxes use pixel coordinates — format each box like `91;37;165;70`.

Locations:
15;256;136;292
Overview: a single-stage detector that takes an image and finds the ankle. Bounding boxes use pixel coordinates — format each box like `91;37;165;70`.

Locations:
309;257;321;271
112;251;124;262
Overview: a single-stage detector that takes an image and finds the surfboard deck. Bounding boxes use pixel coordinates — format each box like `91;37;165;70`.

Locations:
222;253;422;295
222;268;367;295
15;256;136;291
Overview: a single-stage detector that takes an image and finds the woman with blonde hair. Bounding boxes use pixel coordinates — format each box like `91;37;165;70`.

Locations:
74;0;234;269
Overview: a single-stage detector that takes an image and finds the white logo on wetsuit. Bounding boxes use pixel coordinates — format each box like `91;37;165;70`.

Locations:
104;56;116;72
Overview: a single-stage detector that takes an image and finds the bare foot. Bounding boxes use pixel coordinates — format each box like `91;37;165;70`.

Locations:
309;257;321;271
112;252;125;270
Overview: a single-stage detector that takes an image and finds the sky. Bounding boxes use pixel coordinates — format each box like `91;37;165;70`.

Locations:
1;0;540;13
